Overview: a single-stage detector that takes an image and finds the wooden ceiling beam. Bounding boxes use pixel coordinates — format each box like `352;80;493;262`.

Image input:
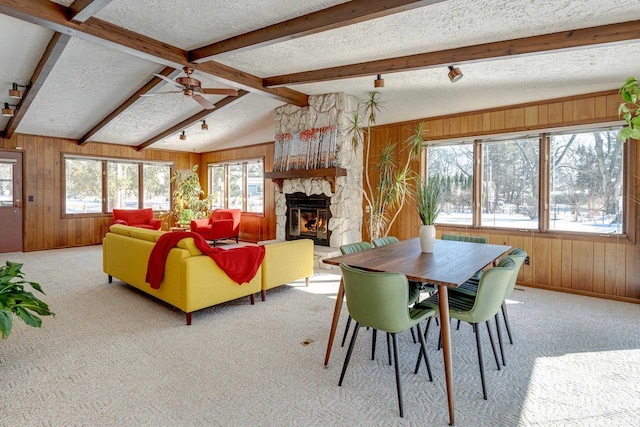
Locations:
0;0;308;106
3;32;70;140
263;20;640;87
189;0;446;62
68;0;113;23
78;67;180;146
136;90;249;151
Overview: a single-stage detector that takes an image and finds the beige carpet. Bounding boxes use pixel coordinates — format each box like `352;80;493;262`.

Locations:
1;245;639;426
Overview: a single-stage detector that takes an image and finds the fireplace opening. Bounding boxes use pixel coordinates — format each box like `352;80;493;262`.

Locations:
286;193;331;246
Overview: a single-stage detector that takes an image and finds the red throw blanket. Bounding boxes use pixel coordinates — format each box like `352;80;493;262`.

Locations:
145;231;265;289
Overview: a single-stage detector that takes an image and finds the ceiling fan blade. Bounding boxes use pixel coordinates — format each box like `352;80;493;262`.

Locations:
140;91;182;97
153;73;183;88
201;88;239;96
193;94;215;109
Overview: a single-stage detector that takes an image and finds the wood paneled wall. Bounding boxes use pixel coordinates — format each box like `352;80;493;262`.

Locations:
199;142;276;243
0;134;197;251
370;90;640;303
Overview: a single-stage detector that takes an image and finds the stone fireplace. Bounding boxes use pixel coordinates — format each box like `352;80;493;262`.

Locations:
271;93;363;248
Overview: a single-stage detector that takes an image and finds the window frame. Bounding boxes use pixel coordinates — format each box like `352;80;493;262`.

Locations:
207;157;265;215
61;154;173;218
424;125;635;242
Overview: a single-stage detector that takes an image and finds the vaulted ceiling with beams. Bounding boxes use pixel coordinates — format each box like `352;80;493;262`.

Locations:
1;0;639;153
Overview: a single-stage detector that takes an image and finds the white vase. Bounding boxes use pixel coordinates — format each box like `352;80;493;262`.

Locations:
419;224;436;253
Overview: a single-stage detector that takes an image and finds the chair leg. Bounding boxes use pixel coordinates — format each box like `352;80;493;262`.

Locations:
340;315;352;347
339;322;360;386
485;321;501;371
495;313;506;366
387;333;392;366
410;327;417;344
473;323;488;400
371;329;377;361
501;302;514;344
415;323;433;382
414;318;432;374
391;333;404;418
456;318;461;330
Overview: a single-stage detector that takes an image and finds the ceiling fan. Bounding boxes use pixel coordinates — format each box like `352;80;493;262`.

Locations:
141;66;239;109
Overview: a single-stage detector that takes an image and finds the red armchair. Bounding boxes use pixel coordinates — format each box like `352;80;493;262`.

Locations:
112;208;161;230
190;209;241;246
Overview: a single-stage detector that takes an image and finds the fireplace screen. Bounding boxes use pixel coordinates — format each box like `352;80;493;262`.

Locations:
286;193;330;246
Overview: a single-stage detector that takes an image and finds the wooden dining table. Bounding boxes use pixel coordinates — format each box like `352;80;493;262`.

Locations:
322;237;511;426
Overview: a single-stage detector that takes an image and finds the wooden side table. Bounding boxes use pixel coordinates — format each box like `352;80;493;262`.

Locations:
169;226;189;232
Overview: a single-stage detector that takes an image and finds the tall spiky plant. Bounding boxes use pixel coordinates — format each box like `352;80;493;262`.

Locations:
346;92;426;240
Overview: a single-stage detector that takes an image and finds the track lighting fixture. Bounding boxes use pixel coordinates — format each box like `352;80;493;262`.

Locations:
447;65;463;83
2;102;17;117
374;74;384;88
201;120;208;131
9;82;27;99
179;131;186;141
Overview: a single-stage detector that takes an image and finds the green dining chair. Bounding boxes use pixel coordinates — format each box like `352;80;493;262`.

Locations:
371;236;399;247
339;263;436;418
441;233;488;244
370;236;421;349
450;248;527;365
414;257;516;400
339;242;374;349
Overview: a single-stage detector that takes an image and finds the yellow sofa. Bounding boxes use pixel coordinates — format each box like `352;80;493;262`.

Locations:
103;225;315;324
103;224;261;325
260;239;314;301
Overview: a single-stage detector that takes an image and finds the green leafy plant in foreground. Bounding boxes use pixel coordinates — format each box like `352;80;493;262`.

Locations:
0;261;54;339
618;77;640;141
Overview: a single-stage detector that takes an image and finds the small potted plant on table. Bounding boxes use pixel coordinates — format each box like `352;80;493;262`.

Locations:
416;178;442;253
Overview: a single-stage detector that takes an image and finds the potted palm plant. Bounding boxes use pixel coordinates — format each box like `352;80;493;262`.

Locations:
416;177;442;253
170;165;214;226
0;261;54;339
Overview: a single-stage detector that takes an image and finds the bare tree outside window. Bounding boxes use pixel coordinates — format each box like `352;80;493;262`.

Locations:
107;162;138;211
550;130;623;233
65;158;102;214
427;144;473;225
481;138;539;229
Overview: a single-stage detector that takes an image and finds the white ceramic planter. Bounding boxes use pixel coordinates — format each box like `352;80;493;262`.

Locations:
419;224;436;253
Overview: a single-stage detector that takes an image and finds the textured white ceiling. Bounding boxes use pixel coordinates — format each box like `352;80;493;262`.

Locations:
2;0;640;152
94;0;349;49
0;14;53;131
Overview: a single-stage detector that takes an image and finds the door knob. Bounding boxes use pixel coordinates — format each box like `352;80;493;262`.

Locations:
14;200;21;208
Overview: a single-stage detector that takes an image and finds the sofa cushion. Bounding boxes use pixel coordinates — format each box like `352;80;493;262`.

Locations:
129;227;163;242
109;224;132;236
176;237;203;256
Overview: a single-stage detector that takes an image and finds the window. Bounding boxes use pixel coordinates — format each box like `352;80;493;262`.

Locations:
549;130;623;234
64;156;171;215
107;161;138;211
143;164;171;211
481;137;539;229
207;159;264;213
424;126;626;236
0;161;15;207
427;143;473;225
65;157;102;214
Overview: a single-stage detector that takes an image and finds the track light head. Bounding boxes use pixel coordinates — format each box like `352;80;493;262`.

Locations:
9;83;23;99
374;74;384;88
448;66;463;83
201;120;208;131
2;102;16;117
179;131;186;141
